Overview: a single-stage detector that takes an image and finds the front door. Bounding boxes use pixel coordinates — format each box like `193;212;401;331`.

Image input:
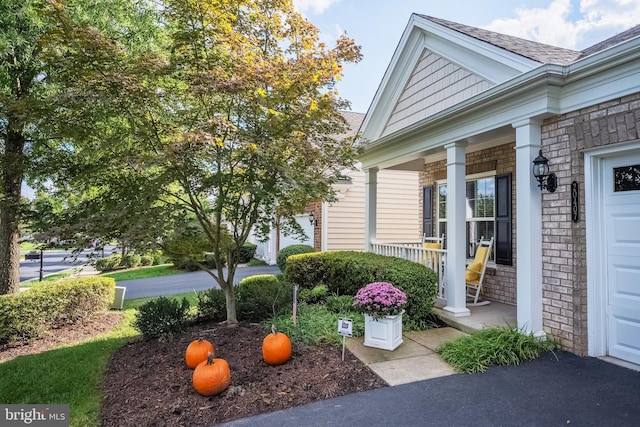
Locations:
605;153;640;365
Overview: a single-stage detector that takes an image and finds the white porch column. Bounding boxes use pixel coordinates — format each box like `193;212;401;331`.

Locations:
364;167;378;252
321;201;329;252
443;142;470;317
514;119;546;338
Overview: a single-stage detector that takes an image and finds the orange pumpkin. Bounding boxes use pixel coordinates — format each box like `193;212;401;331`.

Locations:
185;338;215;369
192;352;231;396
262;325;292;365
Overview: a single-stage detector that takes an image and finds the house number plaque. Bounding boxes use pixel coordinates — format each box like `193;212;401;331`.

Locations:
571;181;580;223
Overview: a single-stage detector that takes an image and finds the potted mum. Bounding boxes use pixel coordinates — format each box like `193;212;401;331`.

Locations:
353;282;407;351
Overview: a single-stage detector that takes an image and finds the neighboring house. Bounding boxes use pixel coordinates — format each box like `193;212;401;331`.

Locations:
359;14;640;366
253;112;421;264
309;111;421;253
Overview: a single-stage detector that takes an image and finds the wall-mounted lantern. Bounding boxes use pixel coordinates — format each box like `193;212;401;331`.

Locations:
308;211;317;226
532;150;557;192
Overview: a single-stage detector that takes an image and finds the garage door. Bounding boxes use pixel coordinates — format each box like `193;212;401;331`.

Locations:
605;154;640;365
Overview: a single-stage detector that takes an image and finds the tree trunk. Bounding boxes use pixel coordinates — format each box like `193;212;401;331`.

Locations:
0;126;25;294
223;281;238;324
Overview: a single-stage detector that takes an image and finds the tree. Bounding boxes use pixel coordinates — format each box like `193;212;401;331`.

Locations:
0;0;167;293
0;0;50;293
41;0;362;324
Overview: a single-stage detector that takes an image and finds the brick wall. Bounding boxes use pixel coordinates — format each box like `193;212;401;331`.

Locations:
540;92;640;355
418;142;518;305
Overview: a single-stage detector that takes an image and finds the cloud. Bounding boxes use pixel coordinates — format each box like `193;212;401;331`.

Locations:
293;0;342;15
483;0;640;49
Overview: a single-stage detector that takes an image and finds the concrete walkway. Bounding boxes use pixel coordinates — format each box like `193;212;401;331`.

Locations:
346;301;518;385
346;327;466;385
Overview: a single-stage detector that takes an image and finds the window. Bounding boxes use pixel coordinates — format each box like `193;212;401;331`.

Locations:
437;176;495;259
434;172;512;265
614;164;640;192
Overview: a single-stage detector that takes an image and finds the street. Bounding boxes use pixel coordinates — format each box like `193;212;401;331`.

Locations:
19;248;281;300
120;265;281;299
19;247;107;282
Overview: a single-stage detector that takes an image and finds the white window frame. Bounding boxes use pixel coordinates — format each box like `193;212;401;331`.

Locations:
436;171;496;260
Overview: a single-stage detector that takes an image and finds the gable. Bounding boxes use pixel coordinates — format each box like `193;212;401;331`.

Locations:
383;48;494;136
361;14;542;142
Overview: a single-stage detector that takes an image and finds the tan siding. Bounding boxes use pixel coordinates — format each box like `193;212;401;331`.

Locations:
383;49;493;136
326;170;420;251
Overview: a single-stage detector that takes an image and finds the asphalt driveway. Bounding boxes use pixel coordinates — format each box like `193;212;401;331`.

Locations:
217;351;640;427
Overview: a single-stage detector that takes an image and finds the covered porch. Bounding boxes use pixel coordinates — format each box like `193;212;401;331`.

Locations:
364;123;543;337
371;240;517;330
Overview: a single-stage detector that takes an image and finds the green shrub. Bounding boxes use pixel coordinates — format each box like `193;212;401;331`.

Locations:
151;250;164;265
298;284;329;304
235;242;257;264
140;255;154;266
122;253;142;268
236;274;293;322
196;288;227;322
0;294;48;343
325;295;356;314
37;277;115;326
437;325;557;373
276;244;315;272
95;254;122;272
0;277;115;344
285;251;438;330
171;257;201;271
133;297;191;339
204;253;225;268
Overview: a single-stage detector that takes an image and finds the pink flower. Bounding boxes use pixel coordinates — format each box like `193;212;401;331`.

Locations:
353;282;407;320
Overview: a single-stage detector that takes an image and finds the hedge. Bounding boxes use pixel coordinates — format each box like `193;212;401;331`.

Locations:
236;274;293;322
285;251;438;330
276;244;316;272
0;277;115;344
95;254;122;272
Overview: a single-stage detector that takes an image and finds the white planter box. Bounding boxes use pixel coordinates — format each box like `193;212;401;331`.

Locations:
363;311;403;351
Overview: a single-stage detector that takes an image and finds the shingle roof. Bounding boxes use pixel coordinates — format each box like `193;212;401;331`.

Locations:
418;15;582;65
578;24;640;58
340;111;365;137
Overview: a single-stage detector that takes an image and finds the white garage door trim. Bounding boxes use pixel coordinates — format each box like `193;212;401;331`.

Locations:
585;140;640;359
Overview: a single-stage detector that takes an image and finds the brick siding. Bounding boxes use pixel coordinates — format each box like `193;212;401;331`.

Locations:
307;202;322;251
540;92;640;355
419;142;518;305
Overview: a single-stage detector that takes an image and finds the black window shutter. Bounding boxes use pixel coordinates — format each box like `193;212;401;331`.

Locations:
422;186;433;238
495;173;512;265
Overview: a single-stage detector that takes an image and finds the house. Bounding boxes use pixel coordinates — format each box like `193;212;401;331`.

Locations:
253;112;421;264
307;111;421;253
359;14;640;366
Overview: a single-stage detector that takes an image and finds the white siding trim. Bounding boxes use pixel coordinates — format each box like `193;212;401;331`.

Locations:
585;140;640;358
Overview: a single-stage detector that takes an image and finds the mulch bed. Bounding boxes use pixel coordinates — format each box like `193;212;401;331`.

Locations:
1;313;387;426
100;320;387;426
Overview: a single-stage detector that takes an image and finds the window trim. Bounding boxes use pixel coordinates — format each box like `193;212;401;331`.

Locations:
436;171;498;262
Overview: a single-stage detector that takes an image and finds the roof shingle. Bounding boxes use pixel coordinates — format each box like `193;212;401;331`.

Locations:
418;15;583;65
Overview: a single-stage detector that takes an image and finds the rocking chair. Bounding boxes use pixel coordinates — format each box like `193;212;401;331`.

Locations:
465;236;493;306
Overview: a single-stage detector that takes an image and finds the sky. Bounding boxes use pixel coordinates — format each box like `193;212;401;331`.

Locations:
293;0;640;113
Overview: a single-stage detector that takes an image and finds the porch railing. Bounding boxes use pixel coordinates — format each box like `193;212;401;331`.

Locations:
370;242;446;299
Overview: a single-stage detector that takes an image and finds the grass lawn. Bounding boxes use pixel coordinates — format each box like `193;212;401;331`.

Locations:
0;292;332;426
0;292;199;427
19;241;38;252
0;310;139;427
